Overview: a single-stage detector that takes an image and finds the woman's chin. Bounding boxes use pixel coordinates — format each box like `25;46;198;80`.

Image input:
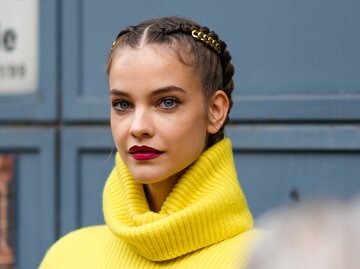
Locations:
132;175;162;185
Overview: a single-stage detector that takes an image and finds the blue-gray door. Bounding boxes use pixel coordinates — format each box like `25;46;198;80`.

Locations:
0;0;360;268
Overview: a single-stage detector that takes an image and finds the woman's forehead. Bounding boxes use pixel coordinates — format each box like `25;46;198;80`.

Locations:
109;45;202;95
113;43;184;61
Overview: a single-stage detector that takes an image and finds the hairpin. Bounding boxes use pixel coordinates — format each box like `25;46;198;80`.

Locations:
111;40;117;50
191;29;221;54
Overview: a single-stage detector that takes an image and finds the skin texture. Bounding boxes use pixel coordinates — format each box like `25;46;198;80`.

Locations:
109;44;229;212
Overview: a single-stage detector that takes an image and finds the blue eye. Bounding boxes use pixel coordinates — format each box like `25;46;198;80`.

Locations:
112;100;131;111
159;97;180;109
163;99;175;107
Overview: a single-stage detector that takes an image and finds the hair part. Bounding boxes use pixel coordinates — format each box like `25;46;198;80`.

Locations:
107;17;235;147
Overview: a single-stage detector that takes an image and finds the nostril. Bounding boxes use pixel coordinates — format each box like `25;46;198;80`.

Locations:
129;116;154;138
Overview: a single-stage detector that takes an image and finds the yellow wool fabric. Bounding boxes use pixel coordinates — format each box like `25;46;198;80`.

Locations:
40;138;260;268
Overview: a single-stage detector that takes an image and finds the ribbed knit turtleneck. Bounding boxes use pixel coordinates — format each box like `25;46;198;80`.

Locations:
40;138;260;269
103;138;254;261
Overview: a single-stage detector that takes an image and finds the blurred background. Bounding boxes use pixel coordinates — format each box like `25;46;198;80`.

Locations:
0;0;360;268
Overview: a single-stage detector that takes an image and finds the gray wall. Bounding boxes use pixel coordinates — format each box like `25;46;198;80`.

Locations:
1;0;360;268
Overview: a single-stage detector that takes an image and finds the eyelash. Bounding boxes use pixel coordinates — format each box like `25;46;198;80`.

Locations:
111;97;182;112
111;100;132;111
157;97;181;110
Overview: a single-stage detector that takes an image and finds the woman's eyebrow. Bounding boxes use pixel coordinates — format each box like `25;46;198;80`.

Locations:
151;86;187;96
109;86;186;97
109;89;129;97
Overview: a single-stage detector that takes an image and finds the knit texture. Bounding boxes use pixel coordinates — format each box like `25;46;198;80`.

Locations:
40;138;260;268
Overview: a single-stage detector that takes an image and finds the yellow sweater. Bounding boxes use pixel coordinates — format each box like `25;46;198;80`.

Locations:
40;138;260;268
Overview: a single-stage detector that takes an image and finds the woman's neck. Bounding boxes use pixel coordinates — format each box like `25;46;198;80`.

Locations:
143;172;182;212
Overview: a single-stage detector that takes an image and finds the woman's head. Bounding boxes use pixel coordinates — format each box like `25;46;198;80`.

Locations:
108;17;233;187
107;16;235;146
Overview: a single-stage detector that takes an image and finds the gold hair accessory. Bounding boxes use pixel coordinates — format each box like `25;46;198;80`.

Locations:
191;30;221;54
111;40;117;50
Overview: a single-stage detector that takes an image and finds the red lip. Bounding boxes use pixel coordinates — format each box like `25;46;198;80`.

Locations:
129;145;163;161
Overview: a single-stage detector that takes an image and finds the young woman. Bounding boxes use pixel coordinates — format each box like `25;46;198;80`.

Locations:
40;17;259;268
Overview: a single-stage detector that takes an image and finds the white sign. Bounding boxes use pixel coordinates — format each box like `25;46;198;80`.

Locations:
0;0;39;94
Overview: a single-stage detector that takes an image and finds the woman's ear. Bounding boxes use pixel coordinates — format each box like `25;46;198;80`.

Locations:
207;90;230;134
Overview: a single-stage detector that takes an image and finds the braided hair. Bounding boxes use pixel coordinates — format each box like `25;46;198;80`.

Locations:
107;17;234;147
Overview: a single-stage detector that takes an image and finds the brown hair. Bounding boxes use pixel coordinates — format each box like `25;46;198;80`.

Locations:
107;17;234;147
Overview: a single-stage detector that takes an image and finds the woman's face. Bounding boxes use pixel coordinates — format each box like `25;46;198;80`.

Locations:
109;45;211;184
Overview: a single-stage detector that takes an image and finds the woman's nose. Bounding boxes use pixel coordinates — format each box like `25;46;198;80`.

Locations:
129;109;154;138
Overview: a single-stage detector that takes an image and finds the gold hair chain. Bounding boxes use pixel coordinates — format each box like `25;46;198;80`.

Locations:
191;30;221;54
111;40;117;50
111;29;221;54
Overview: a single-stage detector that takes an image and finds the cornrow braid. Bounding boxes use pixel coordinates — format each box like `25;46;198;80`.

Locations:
107;17;235;147
217;42;235;138
111;26;138;49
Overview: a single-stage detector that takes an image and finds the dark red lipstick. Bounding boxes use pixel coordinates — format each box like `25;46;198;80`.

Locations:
129;145;163;161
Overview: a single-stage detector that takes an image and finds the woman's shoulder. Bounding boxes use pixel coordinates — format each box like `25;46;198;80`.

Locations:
50;225;110;248
231;228;263;268
179;228;262;269
233;227;263;242
230;227;263;255
39;225;114;268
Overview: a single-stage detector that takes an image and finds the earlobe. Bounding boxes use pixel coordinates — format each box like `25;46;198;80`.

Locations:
207;90;230;134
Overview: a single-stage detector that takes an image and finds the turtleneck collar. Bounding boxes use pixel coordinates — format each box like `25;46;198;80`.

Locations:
103;138;254;261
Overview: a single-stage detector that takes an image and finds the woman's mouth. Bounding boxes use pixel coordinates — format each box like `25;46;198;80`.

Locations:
129;145;163;161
